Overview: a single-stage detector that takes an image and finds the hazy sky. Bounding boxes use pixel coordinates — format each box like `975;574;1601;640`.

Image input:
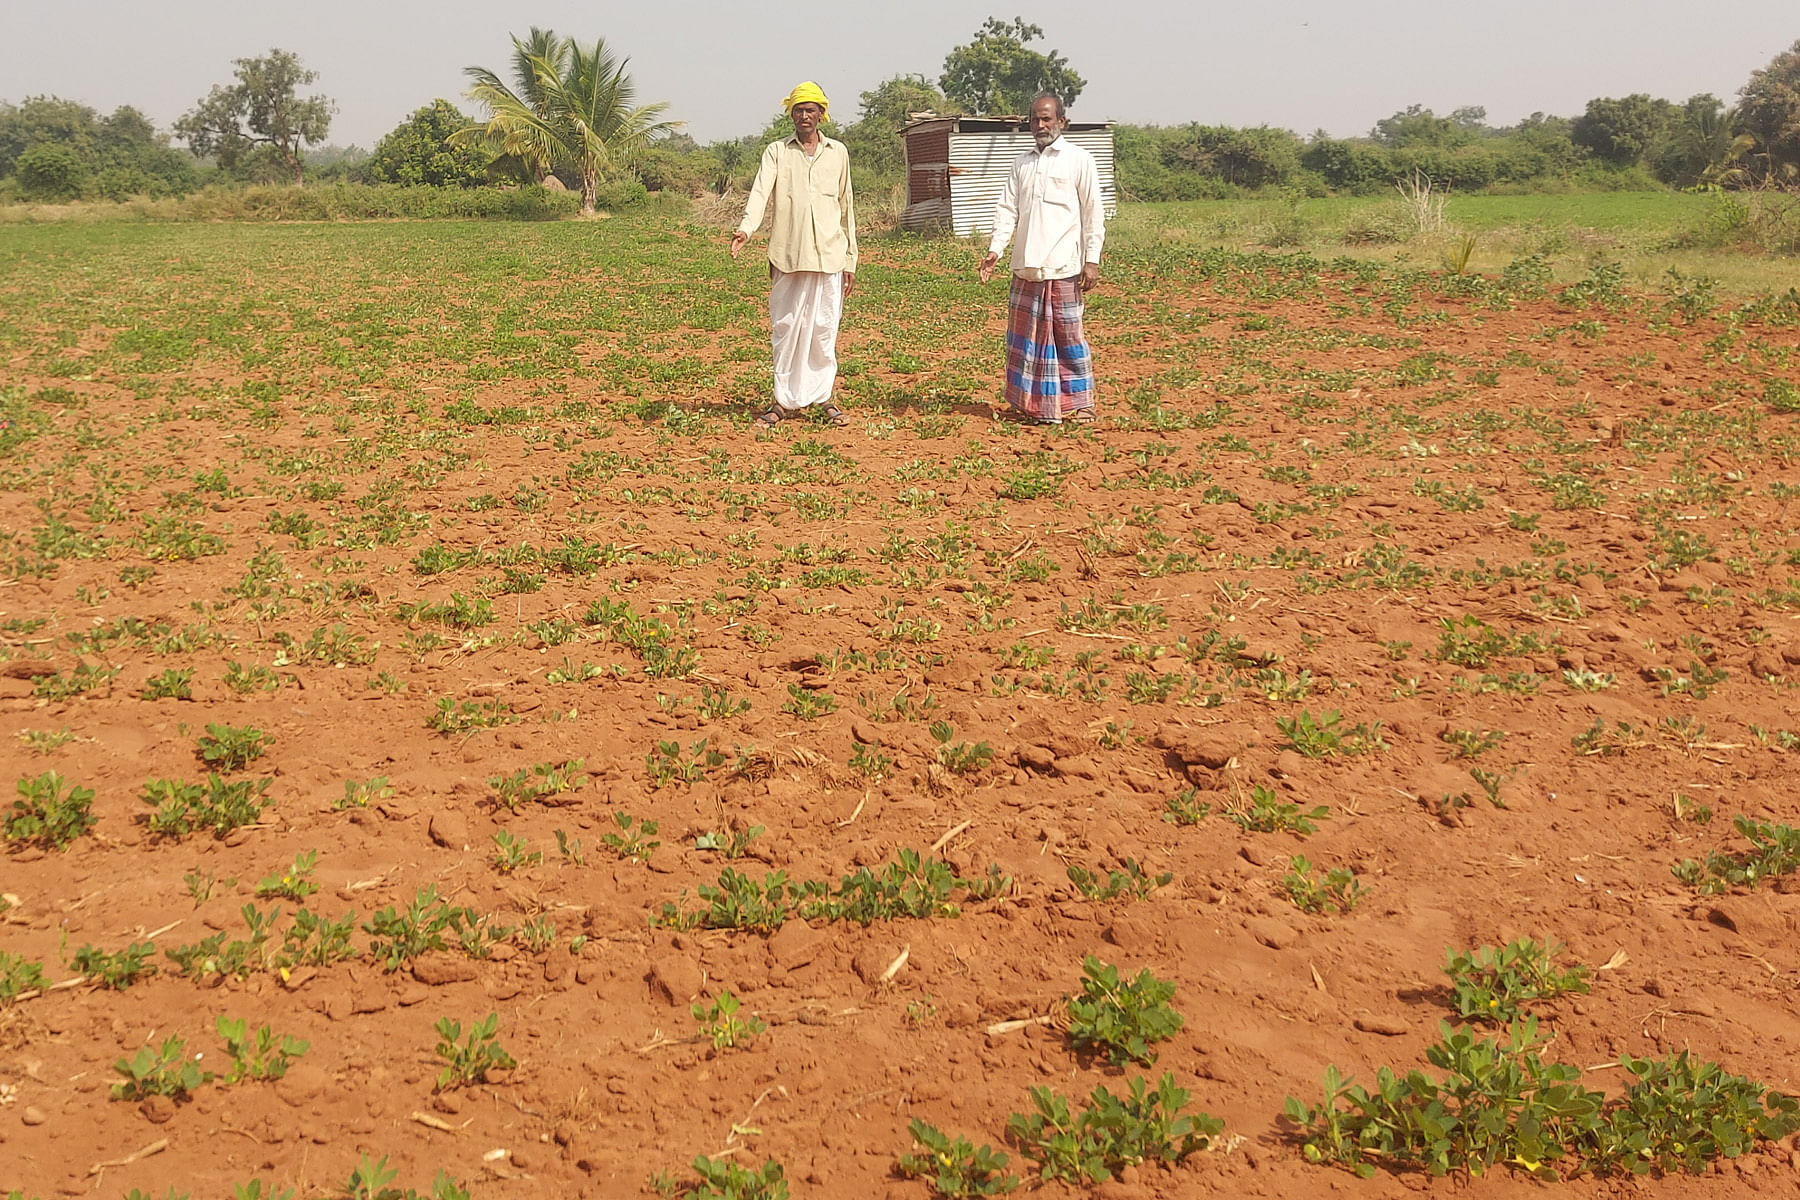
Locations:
3;2;1795;149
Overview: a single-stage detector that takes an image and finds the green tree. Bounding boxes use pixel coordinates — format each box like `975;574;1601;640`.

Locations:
15;142;87;200
704;138;748;194
468;26;564;184
366;100;489;187
632;133;717;196
1653;94;1740;186
455;30;676;215
0;96;196;198
940;17;1085;115
1164;123;1302;188
1570;94;1678;167
1735;37;1800;186
845;74;950;179
1370;105;1475;149
0;96;95;177
174;49;334;185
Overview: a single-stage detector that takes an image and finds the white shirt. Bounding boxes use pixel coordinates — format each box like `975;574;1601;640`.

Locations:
987;135;1105;281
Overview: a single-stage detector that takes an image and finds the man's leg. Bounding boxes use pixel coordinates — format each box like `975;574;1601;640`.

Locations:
1004;276;1058;422
770;270;841;411
1050;277;1095;420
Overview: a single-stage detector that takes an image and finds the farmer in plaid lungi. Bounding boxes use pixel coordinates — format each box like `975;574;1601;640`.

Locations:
979;91;1105;425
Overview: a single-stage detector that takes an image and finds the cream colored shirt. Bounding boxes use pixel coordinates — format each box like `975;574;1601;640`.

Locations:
737;135;859;276
988;135;1105;281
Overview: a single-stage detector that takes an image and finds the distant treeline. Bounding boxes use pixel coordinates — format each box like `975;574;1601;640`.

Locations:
5;39;1798;210
1112;96;1749;200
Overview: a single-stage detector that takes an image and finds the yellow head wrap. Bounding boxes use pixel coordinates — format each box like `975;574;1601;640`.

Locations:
782;81;829;119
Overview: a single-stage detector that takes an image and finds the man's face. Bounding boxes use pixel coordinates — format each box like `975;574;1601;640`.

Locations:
1028;98;1064;150
791;102;824;137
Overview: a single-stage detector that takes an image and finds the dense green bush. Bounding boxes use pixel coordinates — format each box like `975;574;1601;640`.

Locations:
189;183;582;220
365;100;489;188
15;142;87;200
592;176;648;211
0;96;198;198
0;182;586;221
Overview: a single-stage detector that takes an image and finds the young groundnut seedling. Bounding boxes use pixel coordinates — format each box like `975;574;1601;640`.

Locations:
691;988;767;1051
434;1012;516;1090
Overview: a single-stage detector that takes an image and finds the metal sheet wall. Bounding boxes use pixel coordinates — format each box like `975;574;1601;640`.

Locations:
901;122;1117;237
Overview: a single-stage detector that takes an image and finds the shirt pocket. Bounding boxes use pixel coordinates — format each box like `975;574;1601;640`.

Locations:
1041;174;1077;209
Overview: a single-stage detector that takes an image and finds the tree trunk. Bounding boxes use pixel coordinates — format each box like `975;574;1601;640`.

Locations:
581;167;597;216
284;142;304;186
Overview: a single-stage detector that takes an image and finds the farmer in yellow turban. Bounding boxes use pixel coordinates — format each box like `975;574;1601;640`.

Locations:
731;81;858;428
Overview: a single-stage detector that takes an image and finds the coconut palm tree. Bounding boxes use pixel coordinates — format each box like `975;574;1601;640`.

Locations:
456;31;677;215
500;26;565;183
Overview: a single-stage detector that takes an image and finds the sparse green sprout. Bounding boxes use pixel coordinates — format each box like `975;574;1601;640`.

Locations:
602;812;660;861
1066;955;1183;1066
490;829;542;874
645;737;724;787
72;941;157;989
434;1011;516;1089
691;989;766;1051
488;758;586;810
196;723;269;771
1007;1073;1222;1185
224;661;281;694
1441;728;1506;759
849;741;894;780
0;950;47;1003
1445;938;1589;1023
781;682;837;719
1163;786;1211;826
217;1016;309;1083
1225;785;1329;835
16;726;77;754
897;1119;1018;1196
1287;1017;1800;1179
931;721;994;773
336;775;393;810
1066;860;1170;901
1571;718;1646;756
339;1155;471;1200
1277;709;1386;758
1673;816;1800;894
694;824;763;859
142;774;271;837
255;850;319;902
698;685;752;720
5;771;96;849
426;696;517;734
683;1157;788;1200
515;914;556;953
140;667;193;700
1561;667;1614;692
1284;856;1364;914
112;1034;210;1100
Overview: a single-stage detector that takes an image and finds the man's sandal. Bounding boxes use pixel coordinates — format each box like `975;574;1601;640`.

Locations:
821;403;850;428
1068;408;1099;425
753;408;783;429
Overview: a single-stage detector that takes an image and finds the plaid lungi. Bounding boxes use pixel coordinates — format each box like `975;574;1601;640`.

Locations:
1005;275;1093;422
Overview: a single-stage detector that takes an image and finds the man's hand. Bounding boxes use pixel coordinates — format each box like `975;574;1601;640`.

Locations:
978;251;1000;284
1080;262;1100;292
842;272;856;300
729;230;747;259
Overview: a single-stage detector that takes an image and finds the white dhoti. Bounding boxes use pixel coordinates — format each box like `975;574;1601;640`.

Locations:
768;268;842;411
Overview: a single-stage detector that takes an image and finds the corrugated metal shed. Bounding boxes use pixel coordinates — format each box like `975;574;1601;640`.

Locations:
900;116;1116;237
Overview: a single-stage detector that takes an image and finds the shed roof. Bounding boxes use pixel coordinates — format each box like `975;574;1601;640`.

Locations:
900;115;1114;135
